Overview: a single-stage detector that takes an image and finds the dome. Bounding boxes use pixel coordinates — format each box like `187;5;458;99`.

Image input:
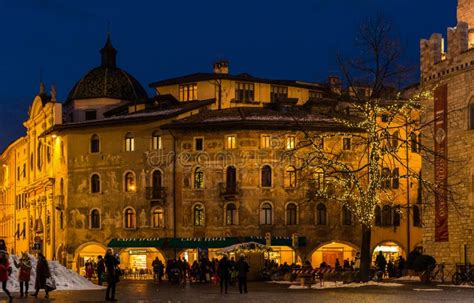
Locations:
67;35;148;103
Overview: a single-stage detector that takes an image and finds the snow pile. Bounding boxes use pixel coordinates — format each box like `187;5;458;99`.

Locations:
438;284;474;288
5;255;103;292
394;275;421;282
289;281;403;290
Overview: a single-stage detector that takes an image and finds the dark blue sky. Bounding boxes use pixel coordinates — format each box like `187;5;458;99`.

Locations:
0;0;455;150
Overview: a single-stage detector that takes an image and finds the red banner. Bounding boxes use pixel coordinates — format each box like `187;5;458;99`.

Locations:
434;85;448;242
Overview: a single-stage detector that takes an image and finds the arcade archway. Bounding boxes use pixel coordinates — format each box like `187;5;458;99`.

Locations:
75;242;107;275
311;241;359;268
372;241;405;263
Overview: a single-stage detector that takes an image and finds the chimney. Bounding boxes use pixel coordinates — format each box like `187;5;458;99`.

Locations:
328;75;342;94
213;60;229;74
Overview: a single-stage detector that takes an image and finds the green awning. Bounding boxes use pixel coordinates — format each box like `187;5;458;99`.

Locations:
108;236;306;249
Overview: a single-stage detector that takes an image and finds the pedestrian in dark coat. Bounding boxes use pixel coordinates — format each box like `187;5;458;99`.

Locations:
0;250;12;302
33;253;51;299
105;248;120;301
14;252;32;297
235;255;249;294
217;256;230;294
96;255;105;285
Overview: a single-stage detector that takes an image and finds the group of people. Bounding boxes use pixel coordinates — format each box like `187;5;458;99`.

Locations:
153;255;251;294
0;250;53;302
375;251;406;278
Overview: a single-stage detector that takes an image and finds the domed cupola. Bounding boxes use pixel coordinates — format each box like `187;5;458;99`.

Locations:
67;35;148;104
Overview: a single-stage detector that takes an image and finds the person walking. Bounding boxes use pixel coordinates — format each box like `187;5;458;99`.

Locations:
14;252;32;297
32;253;51;299
217;255;230;294
0;250;12;302
96;255;105;286
152;257;160;283
235;255;249;294
105;248;120;301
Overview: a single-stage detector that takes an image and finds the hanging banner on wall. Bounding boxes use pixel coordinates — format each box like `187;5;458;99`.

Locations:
434;84;449;242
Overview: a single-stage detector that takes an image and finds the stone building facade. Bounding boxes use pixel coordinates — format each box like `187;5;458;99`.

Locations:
0;34;422;273
420;0;474;268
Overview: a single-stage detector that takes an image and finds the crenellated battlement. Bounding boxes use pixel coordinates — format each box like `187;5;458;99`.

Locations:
420;22;474;84
420;1;474;84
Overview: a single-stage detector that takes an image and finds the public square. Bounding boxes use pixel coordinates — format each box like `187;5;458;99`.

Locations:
1;281;474;303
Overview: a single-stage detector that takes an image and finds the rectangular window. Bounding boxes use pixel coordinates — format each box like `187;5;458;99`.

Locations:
85;110;97;121
286;136;296;150
152;134;162;150
195;137;204;151
226;135;236;149
342;138;351;150
270;85;288;102
179;83;198;101
261;135;271;149
235;82;255;102
309;90;322;99
125;138;135;151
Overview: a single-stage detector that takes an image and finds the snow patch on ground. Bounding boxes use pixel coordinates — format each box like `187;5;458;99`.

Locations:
6;255;104;292
288;281;403;290
438;284;474;288
265;281;297;285
394;275;421;282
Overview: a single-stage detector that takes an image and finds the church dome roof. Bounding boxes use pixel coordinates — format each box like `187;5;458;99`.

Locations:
67;35;148;103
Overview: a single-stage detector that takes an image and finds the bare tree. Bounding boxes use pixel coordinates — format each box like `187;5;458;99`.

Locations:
287;17;459;282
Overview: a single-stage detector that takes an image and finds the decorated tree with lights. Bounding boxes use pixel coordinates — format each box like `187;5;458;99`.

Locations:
289;18;433;282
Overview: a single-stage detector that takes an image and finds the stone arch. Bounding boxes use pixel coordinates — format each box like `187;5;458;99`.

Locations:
309;240;360;268
371;239;406;260
74;241;108;274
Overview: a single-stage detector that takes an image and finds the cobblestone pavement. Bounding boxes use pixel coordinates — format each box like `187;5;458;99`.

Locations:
1;281;474;303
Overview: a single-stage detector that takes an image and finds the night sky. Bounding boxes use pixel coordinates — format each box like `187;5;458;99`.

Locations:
0;0;455;150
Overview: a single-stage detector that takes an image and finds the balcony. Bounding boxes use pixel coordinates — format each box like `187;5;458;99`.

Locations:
145;187;167;205
219;182;240;200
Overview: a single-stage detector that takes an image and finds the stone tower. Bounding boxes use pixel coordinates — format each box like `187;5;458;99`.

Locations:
458;0;474;27
420;0;474;272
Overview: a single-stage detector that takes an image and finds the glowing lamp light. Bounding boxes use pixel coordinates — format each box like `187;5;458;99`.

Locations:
52;134;57;139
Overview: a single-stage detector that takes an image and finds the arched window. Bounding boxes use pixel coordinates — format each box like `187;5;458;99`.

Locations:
382;205;392;226
225;203;237;225
342;205;352;225
125;132;135;152
285;166;297;188
413;205;421;227
381;168;391;189
226;166;237;192
261;165;272;187
91;134;100;153
260;202;273;225
90;209;101;229
125;172;136;192
152;170;162;192
194;167;204;189
286;203;297;225
194;204;205;226
375;205;381;226
91;174;100;193
152;131;162;150
152;207;164;228
391;131;399;149
393;205;401;226
316;203;327;225
410;133;418;153
37;142;43;171
392;168;399;189
124;207;136;229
